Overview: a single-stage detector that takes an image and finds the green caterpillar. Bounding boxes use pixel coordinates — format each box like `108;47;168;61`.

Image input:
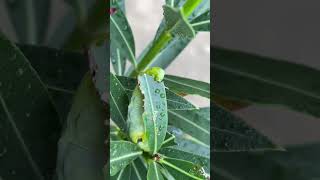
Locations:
127;67;165;152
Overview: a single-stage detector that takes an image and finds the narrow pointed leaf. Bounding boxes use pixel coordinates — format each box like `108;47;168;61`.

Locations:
160;157;207;180
115;75;197;110
138;74;168;154
168;108;210;147
110;141;142;176
214;143;320;180
0;34;61;179
191;10;210;32
159;146;210;173
110;3;136;66
147;161;164;180
165;75;210;98
18;44;88;121
213;103;280;152
110;73;129;132
111;158;147;180
213;47;320;118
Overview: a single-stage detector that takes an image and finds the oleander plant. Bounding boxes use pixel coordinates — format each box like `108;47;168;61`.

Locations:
109;0;211;179
1;0;319;180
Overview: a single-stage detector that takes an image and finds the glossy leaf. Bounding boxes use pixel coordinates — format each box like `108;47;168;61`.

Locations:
56;73;107;180
168;108;210;147
213;47;320;118
4;0;50;44
111;42;126;75
110;73;129;132
111;158;147;180
159;146;210;173
190;10;210;32
0;32;60;180
18;44;88;121
110;3;136;66
160;157;207;180
165;75;210;98
214;143;320;180
110;141;143;176
167;126;210;158
138;74;168;154
213;103;280;152
147;161;164;180
161;132;177;148
115;75;197;110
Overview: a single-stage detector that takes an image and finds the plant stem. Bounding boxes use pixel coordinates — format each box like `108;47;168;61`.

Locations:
129;31;172;77
182;0;203;17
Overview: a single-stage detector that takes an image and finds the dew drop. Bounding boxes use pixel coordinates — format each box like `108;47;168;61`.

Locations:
160;112;165;117
155;89;160;94
111;59;116;64
160;93;165;98
123;25;128;30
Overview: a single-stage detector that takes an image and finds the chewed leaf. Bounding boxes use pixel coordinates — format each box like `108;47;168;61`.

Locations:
138;74;168;155
163;5;195;39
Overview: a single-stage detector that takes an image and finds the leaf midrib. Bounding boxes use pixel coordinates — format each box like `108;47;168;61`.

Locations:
110;151;142;163
164;77;210;94
110;15;136;65
0;93;44;180
215;64;320;101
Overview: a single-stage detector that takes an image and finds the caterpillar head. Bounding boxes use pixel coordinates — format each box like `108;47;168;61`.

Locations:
144;67;165;82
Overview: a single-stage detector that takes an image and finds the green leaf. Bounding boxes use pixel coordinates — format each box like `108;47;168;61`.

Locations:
161;132;177;148
18;44;88;121
138;74;168;154
214;143;320;180
213;47;320;118
213;103;280;152
190;10;210;32
110;158;147;180
159;146;210;173
163;5;195;39
160;157;207;180
110;74;129;132
115;75;197;110
168;108;210;147
56;73;107;180
165;75;210;98
110;141;143;176
110;3;136;66
167;126;210;158
147;161;164;180
4;0;50;44
111;42;126;75
0;34;61;179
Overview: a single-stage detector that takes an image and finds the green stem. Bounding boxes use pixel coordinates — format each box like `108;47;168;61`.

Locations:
182;0;203;17
129;31;172;77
